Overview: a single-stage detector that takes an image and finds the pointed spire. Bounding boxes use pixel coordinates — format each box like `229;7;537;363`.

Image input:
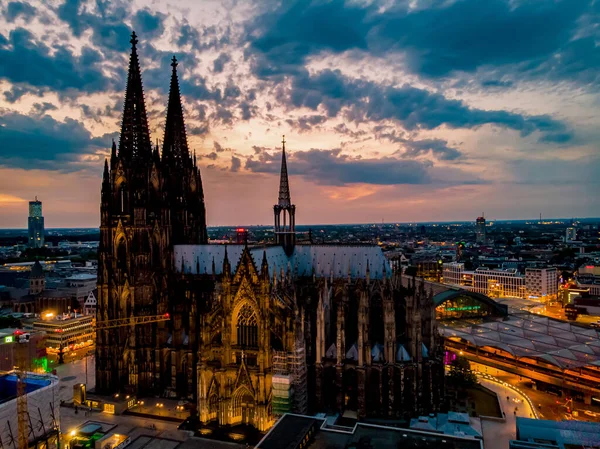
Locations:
261;250;269;277
277;135;291;207
223;245;231;275
111;139;117;160
162;55;191;170
102;159;110;185
118;31;152;161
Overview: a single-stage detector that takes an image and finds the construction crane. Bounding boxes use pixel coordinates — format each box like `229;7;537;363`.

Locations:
95;313;171;393
95;313;170;330
14;332;29;449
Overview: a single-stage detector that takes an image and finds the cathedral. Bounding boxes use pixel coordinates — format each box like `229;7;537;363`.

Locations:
96;33;444;432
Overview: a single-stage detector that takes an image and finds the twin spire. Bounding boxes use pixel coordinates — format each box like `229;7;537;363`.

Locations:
116;32;191;168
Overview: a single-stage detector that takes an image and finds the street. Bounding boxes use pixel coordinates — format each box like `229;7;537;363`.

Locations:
470;362;600;423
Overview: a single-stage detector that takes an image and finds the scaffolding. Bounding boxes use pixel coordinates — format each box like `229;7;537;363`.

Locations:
289;345;307;414
271;343;308;416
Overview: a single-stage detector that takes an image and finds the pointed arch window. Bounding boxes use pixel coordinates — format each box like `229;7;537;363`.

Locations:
118;183;128;213
236;304;258;348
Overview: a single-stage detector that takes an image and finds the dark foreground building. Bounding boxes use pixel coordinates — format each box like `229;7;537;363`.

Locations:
96;33;444;432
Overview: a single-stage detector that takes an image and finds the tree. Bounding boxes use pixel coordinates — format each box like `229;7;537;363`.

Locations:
446;356;477;389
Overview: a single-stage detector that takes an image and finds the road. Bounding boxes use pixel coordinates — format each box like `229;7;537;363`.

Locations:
470;362;600;423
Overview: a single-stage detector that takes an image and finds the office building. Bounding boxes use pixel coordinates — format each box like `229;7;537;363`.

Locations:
34;314;95;359
525;267;558;300
0;328;48;372
27;196;45;248
475;216;486;244
473;267;525;298
565;227;577;242
443;263;526;298
576;264;600;296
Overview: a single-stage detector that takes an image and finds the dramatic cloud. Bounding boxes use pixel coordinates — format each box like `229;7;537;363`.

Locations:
245;148;433;186
400;139;462;161
248;0;598;85
280;69;573;142
132;9;165;39
4;2;36;22
0;0;596;226
0;110;114;170
0;28;112;95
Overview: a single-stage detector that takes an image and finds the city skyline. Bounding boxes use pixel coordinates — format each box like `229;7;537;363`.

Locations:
0;0;599;228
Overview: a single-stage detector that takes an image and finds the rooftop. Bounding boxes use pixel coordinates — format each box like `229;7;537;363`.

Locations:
175;243;392;280
511;417;600;449
257;414;483;449
442;314;600;369
0;374;51;404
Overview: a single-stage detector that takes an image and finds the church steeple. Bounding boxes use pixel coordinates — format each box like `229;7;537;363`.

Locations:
162;56;190;169
160;55;208;245
118;31;152;162
274;135;296;256
278;135;291;207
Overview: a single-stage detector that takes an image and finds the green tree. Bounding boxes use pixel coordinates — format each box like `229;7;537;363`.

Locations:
446;356;477;389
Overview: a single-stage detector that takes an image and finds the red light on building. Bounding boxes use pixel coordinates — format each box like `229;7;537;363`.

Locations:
164;313;170;319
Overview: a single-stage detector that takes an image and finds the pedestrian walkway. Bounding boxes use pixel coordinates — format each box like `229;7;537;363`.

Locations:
478;378;535;449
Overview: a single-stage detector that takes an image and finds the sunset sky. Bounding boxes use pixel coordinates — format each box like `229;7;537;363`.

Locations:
0;0;598;228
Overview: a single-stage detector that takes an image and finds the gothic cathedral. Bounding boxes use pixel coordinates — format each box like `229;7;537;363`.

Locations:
97;34;444;432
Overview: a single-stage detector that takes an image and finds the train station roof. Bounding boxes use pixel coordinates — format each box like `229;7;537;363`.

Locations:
442;314;600;369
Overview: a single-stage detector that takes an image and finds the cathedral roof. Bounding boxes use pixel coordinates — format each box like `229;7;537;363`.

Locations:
174;243;392;279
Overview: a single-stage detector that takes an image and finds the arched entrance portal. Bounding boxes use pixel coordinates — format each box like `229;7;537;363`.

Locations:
232;387;255;426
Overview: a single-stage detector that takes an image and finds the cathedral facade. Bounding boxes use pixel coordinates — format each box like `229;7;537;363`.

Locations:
97;34;444;431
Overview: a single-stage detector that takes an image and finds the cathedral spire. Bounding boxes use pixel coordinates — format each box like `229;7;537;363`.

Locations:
274;136;296;255
118;31;152;161
102;159;110;187
278;135;291;207
162;56;190;169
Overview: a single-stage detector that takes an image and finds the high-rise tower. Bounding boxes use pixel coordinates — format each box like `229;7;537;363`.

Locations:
476;215;486;244
273;136;296;255
28;197;44;248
